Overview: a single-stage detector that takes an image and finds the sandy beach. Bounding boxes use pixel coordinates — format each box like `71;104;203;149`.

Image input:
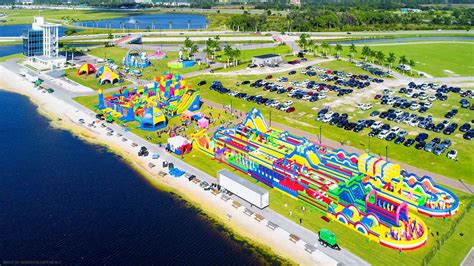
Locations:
0;64;339;266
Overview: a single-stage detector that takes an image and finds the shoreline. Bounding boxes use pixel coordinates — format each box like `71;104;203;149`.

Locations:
0;66;339;265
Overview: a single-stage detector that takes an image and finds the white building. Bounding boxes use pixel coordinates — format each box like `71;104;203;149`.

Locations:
27;17;66;70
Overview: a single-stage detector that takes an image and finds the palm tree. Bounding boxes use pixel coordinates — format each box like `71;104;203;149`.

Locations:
408;59;416;75
232;48;241;66
375;51;385;65
386;52;396;69
321;42;330;56
297;33;309;50
183;37;194;59
349;43;357;62
335;44;343;59
361;46;371;62
70;46;77;64
190;44;199;61
399;55;408;67
223;44;233;67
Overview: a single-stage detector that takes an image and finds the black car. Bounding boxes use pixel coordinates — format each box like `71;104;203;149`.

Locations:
353;124;365;132
385;133;397;141
344;122;356;130
394;136;405;144
404;138;415;147
379;112;389;119
288;70;297;75
463;129;474;140
198;80;207;86
415;141;426;149
370;111;380;117
241;80;250;85
460;123;471;132
415;133;429;142
369;128;381;137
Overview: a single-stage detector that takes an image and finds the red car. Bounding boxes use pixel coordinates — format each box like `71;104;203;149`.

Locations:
286;107;295;113
374;94;382;99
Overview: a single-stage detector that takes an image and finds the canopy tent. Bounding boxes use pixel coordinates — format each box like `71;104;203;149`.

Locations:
181;110;195;121
198;118;209;128
98;70;120;85
77;63;96;75
95;65;113;78
167;135;192;155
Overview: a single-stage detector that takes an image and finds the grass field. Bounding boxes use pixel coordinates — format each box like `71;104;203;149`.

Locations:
0;53;24;63
337;43;474;77
184;70;474;185
64;67;131;91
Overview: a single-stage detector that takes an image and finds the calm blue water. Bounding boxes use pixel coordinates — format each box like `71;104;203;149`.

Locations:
0;44;22;57
0;90;267;264
0;24;68;37
331;36;474;44
73;14;207;30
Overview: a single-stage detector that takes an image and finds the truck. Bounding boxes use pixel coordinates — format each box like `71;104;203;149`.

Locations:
318;229;340;250
218;169;269;209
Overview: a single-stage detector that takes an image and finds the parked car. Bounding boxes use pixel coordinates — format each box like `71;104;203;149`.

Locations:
447;149;457;160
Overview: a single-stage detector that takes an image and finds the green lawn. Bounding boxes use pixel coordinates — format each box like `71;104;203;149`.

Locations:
179;149;473;266
185;72;474;185
336;43;474;77
0;53;24;63
64;67;131;91
216;44;292;63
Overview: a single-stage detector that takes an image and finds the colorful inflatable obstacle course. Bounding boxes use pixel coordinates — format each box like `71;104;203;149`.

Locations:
167;60;196;69
122;49;151;68
190;108;459;250
77;63;96;76
96;73;201;131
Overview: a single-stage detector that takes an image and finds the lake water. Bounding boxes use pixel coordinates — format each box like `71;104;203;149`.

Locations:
73;14;207;30
0;44;22;57
0;24;68;37
0;90;268;264
331;36;474;44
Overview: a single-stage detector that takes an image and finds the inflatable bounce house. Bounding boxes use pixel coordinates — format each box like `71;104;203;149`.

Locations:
77;63;96;76
189;108;459;250
149;48;167;60
122;49;151;68
96;73;201;131
167;136;192;155
167;50;196;69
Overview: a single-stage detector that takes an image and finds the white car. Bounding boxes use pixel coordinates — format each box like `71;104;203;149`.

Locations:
270;101;280;108
428;96;437;102
322;116;332;123
318;94;327;99
447;150;457;160
371;121;383;130
302;95;312;101
390;126;400;134
410;103;421;111
284;100;294;106
424;102;433;108
378;130;390;139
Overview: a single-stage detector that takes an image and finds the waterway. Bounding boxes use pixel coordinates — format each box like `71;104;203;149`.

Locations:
73;14;207;30
0;24;68;37
0;90;266;264
331;36;474;44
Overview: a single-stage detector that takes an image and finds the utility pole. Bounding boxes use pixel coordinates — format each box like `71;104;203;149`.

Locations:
269;110;272;127
319;126;322;144
385;145;388;161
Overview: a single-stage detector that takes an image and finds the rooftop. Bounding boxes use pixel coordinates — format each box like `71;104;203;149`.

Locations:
253;54;281;59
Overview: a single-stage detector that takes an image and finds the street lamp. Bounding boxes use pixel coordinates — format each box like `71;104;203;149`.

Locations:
385;145;389;161
319;126;322;144
230;99;233;116
269;110;272;127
